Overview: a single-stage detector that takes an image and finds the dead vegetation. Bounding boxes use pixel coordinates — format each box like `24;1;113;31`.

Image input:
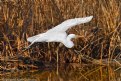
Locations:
0;0;121;70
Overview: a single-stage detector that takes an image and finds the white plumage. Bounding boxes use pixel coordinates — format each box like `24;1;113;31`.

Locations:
27;16;93;48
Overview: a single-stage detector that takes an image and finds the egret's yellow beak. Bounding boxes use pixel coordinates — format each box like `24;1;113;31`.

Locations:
75;35;84;39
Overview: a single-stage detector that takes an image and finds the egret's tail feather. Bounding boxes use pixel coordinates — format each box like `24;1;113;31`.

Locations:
27;36;38;42
27;33;45;42
27;33;46;48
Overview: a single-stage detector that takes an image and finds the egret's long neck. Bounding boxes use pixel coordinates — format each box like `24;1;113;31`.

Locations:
62;36;74;48
67;36;72;42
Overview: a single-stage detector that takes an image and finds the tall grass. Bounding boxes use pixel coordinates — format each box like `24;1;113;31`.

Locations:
0;0;121;65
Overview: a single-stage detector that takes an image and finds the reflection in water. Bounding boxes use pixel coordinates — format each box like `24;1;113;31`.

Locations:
0;64;121;81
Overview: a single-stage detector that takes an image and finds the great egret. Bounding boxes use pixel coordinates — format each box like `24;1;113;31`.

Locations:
27;16;93;48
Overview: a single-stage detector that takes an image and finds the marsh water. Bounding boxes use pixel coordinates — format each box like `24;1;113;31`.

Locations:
0;63;121;81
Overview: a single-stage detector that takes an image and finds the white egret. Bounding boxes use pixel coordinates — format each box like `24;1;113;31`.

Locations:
27;16;93;48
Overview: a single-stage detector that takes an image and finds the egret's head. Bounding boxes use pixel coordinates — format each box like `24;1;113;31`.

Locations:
66;34;76;48
68;34;76;39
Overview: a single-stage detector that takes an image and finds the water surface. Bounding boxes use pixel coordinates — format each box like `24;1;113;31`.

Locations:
0;63;121;81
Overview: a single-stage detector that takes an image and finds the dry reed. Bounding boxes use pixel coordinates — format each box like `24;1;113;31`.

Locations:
0;0;121;67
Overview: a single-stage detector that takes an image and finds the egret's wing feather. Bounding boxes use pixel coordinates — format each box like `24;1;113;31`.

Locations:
47;16;93;32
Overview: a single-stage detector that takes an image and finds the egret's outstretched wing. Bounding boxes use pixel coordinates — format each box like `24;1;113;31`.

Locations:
47;16;93;32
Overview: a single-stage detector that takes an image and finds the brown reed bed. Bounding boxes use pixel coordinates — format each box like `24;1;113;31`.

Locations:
0;0;121;70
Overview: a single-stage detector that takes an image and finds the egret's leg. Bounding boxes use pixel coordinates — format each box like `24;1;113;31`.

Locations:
26;42;35;49
26;37;42;49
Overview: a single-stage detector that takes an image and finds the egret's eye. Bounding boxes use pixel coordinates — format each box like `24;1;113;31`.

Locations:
72;38;75;41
